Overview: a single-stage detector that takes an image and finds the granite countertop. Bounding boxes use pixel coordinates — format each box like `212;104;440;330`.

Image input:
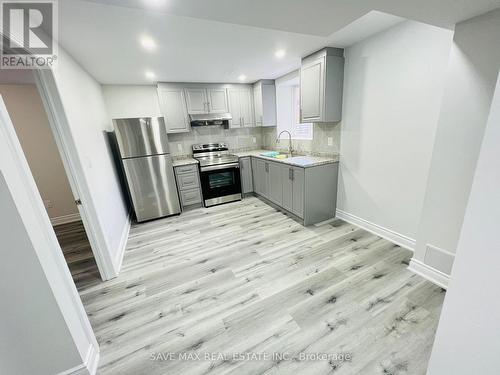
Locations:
233;149;339;168
172;157;199;167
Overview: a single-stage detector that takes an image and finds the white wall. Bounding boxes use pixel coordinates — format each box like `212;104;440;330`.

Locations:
102;84;161;120
426;71;500;375
0;84;78;221
0;97;98;374
412;9;500;278
51;49;130;275
337;20;453;248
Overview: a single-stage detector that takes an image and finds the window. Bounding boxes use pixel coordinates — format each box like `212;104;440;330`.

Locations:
276;81;313;140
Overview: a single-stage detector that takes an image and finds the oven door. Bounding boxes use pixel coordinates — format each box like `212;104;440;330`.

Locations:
199;163;242;207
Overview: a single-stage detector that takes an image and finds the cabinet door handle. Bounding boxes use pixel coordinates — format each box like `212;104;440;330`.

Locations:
265;163;269;172
241;116;244;125
289;168;293;180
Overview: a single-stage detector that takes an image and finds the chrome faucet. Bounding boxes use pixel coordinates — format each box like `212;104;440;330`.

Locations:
276;130;294;157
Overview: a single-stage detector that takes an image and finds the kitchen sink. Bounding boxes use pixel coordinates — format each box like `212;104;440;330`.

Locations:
260;151;290;159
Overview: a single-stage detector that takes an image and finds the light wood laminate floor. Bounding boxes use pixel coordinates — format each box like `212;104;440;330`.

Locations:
77;197;445;375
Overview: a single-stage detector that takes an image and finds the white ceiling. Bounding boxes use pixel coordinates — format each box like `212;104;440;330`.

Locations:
58;0;500;84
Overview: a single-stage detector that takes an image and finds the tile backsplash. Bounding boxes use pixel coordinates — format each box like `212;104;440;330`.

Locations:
168;122;341;157
262;122;341;156
168;126;263;156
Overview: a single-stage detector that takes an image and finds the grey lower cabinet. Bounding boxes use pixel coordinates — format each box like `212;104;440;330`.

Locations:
282;165;304;218
239;157;253;194
249;157;338;225
174;164;202;208
268;162;283;206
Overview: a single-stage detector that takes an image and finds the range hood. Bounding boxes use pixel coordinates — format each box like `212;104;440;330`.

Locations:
190;113;232;124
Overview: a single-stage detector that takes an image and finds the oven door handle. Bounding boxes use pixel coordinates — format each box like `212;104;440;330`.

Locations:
200;163;240;172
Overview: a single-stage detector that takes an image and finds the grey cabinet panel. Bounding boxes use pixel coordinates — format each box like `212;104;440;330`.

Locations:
300;48;344;123
177;172;200;190
282;166;293;212
228;88;242;128
175;164;198;174
207;88;228;113
179;188;202;206
292;167;305;218
240;157;253;194
253;80;276;127
301;59;324;121
268;162;283;206
253;159;268;198
185;88;208;114
157;88;190;134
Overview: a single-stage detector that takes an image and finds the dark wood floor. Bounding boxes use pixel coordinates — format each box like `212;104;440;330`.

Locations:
74;197;444;375
54;220;101;290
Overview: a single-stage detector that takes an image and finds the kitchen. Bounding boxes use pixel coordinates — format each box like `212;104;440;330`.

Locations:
2;1;500;375
110;48;342;225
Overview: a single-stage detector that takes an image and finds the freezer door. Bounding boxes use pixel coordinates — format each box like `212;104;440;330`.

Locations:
122;154;181;222
114;117;170;158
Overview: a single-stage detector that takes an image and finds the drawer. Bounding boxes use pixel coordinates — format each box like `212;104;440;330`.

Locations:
175;164;198;174
177;172;199;190
179;188;202;206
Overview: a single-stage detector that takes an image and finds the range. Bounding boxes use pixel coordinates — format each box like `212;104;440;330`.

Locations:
192;143;242;207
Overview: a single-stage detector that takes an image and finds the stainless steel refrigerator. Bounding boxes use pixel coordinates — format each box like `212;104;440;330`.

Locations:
113;117;181;222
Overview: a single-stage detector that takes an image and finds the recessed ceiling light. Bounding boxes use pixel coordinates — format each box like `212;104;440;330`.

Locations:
275;49;286;58
142;0;167;8
145;71;156;80
140;35;156;51
238;75;247;81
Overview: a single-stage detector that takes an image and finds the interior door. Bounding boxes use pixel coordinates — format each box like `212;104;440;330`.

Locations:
227;89;241;128
301;57;324;121
185;88;208;114
207;88;228;113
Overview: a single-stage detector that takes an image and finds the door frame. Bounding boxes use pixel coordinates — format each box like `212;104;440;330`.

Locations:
33;69;117;280
0;96;99;374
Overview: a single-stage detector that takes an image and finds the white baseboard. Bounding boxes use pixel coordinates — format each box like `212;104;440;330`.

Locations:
51;212;81;226
335;209;415;251
57;344;99;375
408;258;450;289
112;211;131;274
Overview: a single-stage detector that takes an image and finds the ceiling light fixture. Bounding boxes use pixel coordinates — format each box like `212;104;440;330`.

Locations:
238;75;247;81
275;49;286;58
142;0;167;8
145;71;156;80
140;35;157;51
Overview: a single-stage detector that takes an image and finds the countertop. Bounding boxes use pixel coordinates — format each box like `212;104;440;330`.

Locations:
172;157;198;167
233;149;339;168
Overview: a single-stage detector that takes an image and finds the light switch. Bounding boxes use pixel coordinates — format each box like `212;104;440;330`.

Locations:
252;137;256;144
327;137;333;146
177;144;183;152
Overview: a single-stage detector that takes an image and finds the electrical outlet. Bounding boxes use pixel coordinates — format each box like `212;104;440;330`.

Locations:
327;137;333;146
252;137;256;144
177;143;183;152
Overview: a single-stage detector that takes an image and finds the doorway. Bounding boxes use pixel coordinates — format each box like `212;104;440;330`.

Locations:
0;70;101;290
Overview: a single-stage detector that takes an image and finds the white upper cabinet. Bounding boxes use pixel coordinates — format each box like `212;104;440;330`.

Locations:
157;86;190;133
253;80;276;127
300;47;344;123
185;88;208;114
227;88;242;127
207;88;229;113
228;87;254;128
185;87;228;114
